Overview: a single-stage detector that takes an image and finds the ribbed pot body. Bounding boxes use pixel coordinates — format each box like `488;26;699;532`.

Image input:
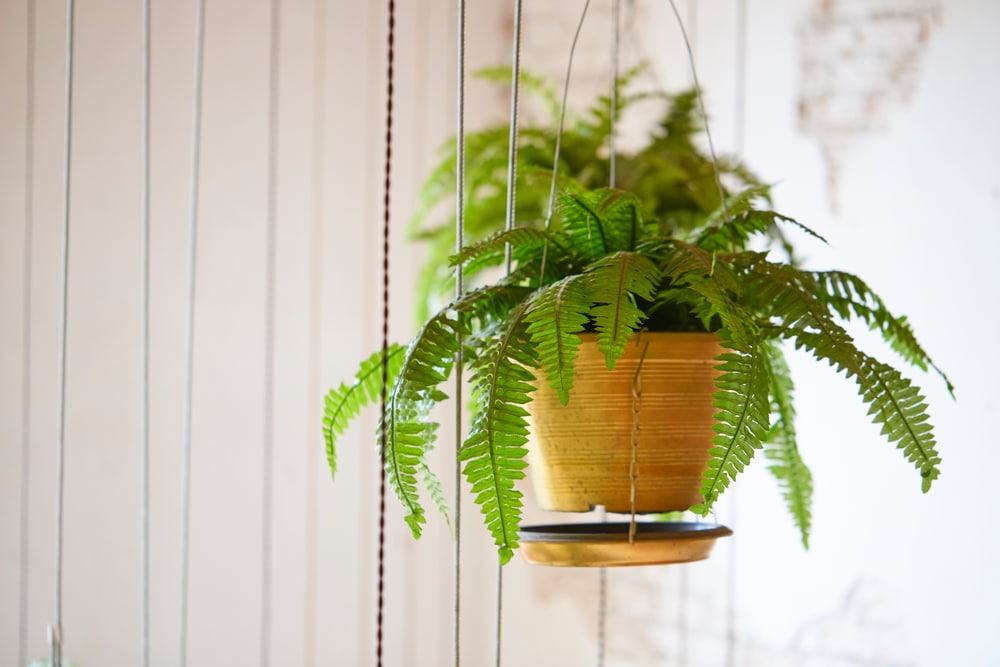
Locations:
527;332;722;512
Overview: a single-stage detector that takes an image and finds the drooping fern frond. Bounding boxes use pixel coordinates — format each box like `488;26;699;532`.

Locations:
558;191;613;262
858;355;941;492
460;302;538;564
381;308;466;537
323;344;407;479
525;276;592;404
762;342;813;548
812;270;954;396
741;257;942;492
691;333;772;515
585;251;660;369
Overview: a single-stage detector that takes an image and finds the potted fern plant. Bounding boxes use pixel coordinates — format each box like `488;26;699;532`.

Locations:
323;82;950;565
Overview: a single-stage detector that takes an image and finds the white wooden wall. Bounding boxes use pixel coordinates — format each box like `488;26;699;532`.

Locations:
2;1;999;665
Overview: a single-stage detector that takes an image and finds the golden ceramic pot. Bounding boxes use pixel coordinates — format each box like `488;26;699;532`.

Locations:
527;332;722;513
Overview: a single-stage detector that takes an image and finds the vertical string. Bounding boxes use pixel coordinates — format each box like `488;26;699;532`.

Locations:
453;0;466;665
19;0;37;661
376;2;396;666
598;4;620;665
496;3;523;666
260;0;281;665
50;1;75;663
303;0;327;665
179;0;206;663
139;0;152;664
726;3;747;665
18;2;37;666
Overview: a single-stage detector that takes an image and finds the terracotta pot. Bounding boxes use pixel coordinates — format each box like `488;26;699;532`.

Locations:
527;332;722;513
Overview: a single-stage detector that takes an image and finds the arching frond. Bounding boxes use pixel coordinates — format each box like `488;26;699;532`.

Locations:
525;276;592;405
812;270;954;396
460;302;537;564
585;251;660;369
381;309;465;537
323;344;407;479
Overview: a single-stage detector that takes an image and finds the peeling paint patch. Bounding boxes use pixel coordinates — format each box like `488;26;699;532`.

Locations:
798;0;941;206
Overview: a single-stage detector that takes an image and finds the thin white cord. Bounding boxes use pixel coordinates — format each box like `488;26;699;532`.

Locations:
179;0;206;663
140;0;152;664
260;1;281;666
454;1;466;665
51;1;75;663
18;3;37;667
665;0;729;223
539;0;592;283
725;4;747;665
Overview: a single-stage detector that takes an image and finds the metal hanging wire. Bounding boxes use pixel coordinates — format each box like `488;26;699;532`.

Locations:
139;0;152;664
18;2;37;666
179;0;207;663
453;1;467;665
50;0;76;663
598;3;621;665
260;0;281;665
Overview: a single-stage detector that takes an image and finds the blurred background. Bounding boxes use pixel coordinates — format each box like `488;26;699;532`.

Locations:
1;0;998;665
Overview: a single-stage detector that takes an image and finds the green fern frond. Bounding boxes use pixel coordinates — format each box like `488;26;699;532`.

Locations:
812;270;953;396
558;191;612;261
449;227;562;273
585;251;660;369
381;309;466;537
323;344;407;479
762;342;813;548
420;459;452;535
859;356;941;492
525;276;592;404
691;334;772;514
460;303;537;564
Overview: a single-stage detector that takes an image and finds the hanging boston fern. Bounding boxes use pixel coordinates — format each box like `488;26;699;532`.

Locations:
323;80;951;564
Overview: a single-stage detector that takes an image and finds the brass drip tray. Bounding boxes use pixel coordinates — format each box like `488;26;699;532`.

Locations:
519;522;732;567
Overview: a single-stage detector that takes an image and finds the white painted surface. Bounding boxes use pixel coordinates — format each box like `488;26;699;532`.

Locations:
1;0;997;665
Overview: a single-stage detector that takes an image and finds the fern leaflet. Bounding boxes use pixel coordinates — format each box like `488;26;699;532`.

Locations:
585;251;660;369
525;276;592;404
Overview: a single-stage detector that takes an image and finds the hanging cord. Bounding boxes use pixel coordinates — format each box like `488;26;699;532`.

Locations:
628;340;649;545
376;2;396;666
725;3;747;664
303;1;327;665
18;2;36;667
260;0;281;665
494;2;523;665
139;0;151;664
665;0;729;223
50;1;75;663
453;0;466;665
539;0;592;283
597;4;620;666
179;0;206;663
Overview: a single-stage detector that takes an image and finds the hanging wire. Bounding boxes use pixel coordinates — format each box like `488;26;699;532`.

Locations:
179;0;207;663
18;3;37;667
303;1;327;665
453;0;466;665
725;3;748;664
598;3;620;665
665;0;729;223
139;0;152;664
376;1;397;665
50;0;76;663
539;0;591;283
260;0;281;665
